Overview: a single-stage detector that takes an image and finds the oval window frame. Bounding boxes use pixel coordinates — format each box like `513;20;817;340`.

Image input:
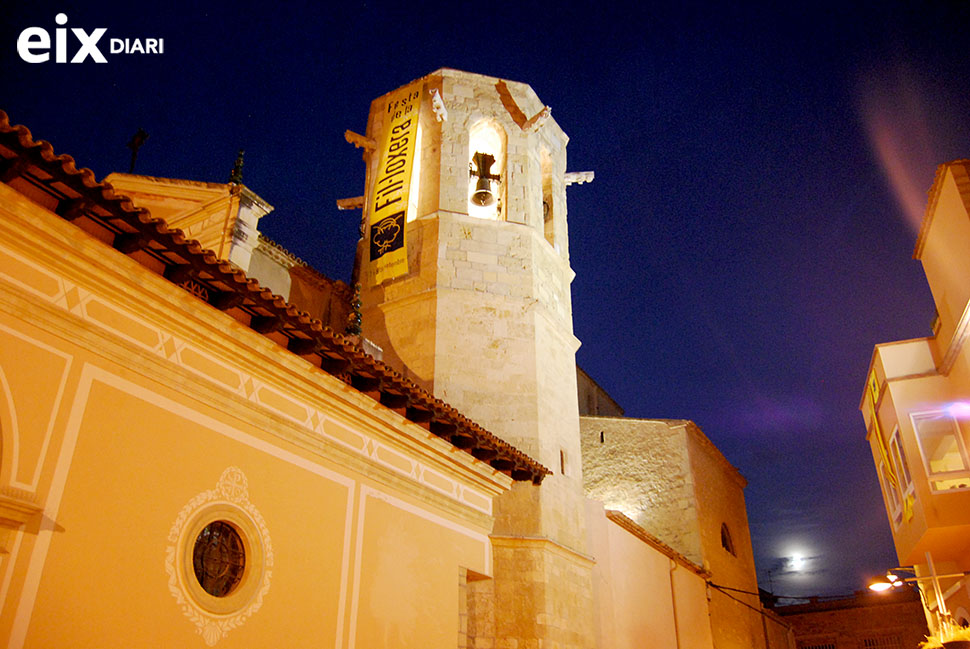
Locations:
179;504;266;615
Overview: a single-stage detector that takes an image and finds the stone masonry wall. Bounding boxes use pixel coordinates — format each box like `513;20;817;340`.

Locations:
580;416;703;564
776;590;928;649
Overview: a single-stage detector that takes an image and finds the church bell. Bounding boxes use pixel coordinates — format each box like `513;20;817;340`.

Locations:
470;151;498;207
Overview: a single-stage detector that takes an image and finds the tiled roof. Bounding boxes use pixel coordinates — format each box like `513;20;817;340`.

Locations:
0;110;549;484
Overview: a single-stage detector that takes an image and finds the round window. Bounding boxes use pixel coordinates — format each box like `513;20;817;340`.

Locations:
167;468;273;629
192;520;246;597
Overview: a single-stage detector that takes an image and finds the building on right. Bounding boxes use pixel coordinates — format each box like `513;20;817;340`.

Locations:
861;159;970;633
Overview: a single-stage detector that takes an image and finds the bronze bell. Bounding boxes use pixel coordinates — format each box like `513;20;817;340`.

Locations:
470;151;497;207
472;176;494;206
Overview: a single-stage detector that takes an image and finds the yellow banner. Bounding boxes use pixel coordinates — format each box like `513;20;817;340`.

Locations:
868;370;898;491
369;82;421;284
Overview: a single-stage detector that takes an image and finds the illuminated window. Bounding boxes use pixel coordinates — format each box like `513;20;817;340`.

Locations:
912;411;970;492
541;148;555;246
720;523;736;556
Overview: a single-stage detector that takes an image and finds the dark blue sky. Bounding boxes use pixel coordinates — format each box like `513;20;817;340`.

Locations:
4;0;969;598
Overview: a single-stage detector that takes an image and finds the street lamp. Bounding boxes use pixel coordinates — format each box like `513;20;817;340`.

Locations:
870;551;969;615
868;571;905;592
869;567;968;597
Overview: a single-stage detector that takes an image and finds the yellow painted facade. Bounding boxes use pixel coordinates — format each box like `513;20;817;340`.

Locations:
862;160;970;631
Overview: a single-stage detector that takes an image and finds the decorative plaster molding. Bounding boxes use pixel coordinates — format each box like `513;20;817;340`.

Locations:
0;487;40;528
165;467;274;646
0;198;514;514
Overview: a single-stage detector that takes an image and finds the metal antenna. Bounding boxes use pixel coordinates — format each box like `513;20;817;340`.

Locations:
126;128;149;173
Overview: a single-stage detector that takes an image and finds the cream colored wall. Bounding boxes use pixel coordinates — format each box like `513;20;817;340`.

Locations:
247;244;293;299
0;181;510;648
586;500;715;649
762;610;795;649
918;164;970;355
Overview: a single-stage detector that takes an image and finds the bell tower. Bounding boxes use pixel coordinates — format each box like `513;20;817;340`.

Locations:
356;69;594;649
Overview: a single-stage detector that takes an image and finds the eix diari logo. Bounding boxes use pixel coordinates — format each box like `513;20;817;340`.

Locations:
17;13;164;63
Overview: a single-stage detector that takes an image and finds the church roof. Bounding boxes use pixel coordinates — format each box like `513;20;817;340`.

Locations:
0;109;549;484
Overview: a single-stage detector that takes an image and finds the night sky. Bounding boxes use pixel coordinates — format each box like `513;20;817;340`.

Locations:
4;0;969;599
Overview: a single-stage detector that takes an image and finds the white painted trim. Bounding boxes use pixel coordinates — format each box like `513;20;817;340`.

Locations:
0;366;20;490
0;322;73;492
347;488;366;649
7;361;92;649
334;481;357;649
0;528;24;615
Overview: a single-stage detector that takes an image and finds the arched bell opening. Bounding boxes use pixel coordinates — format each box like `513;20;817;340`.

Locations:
468;120;506;220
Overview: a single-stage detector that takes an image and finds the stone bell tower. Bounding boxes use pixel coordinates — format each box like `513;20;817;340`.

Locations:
355;69;594;649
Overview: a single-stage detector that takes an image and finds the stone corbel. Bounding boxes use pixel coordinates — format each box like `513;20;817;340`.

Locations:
336;196;365;210
344;130;376;151
564;171;595;186
522;106;551;132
